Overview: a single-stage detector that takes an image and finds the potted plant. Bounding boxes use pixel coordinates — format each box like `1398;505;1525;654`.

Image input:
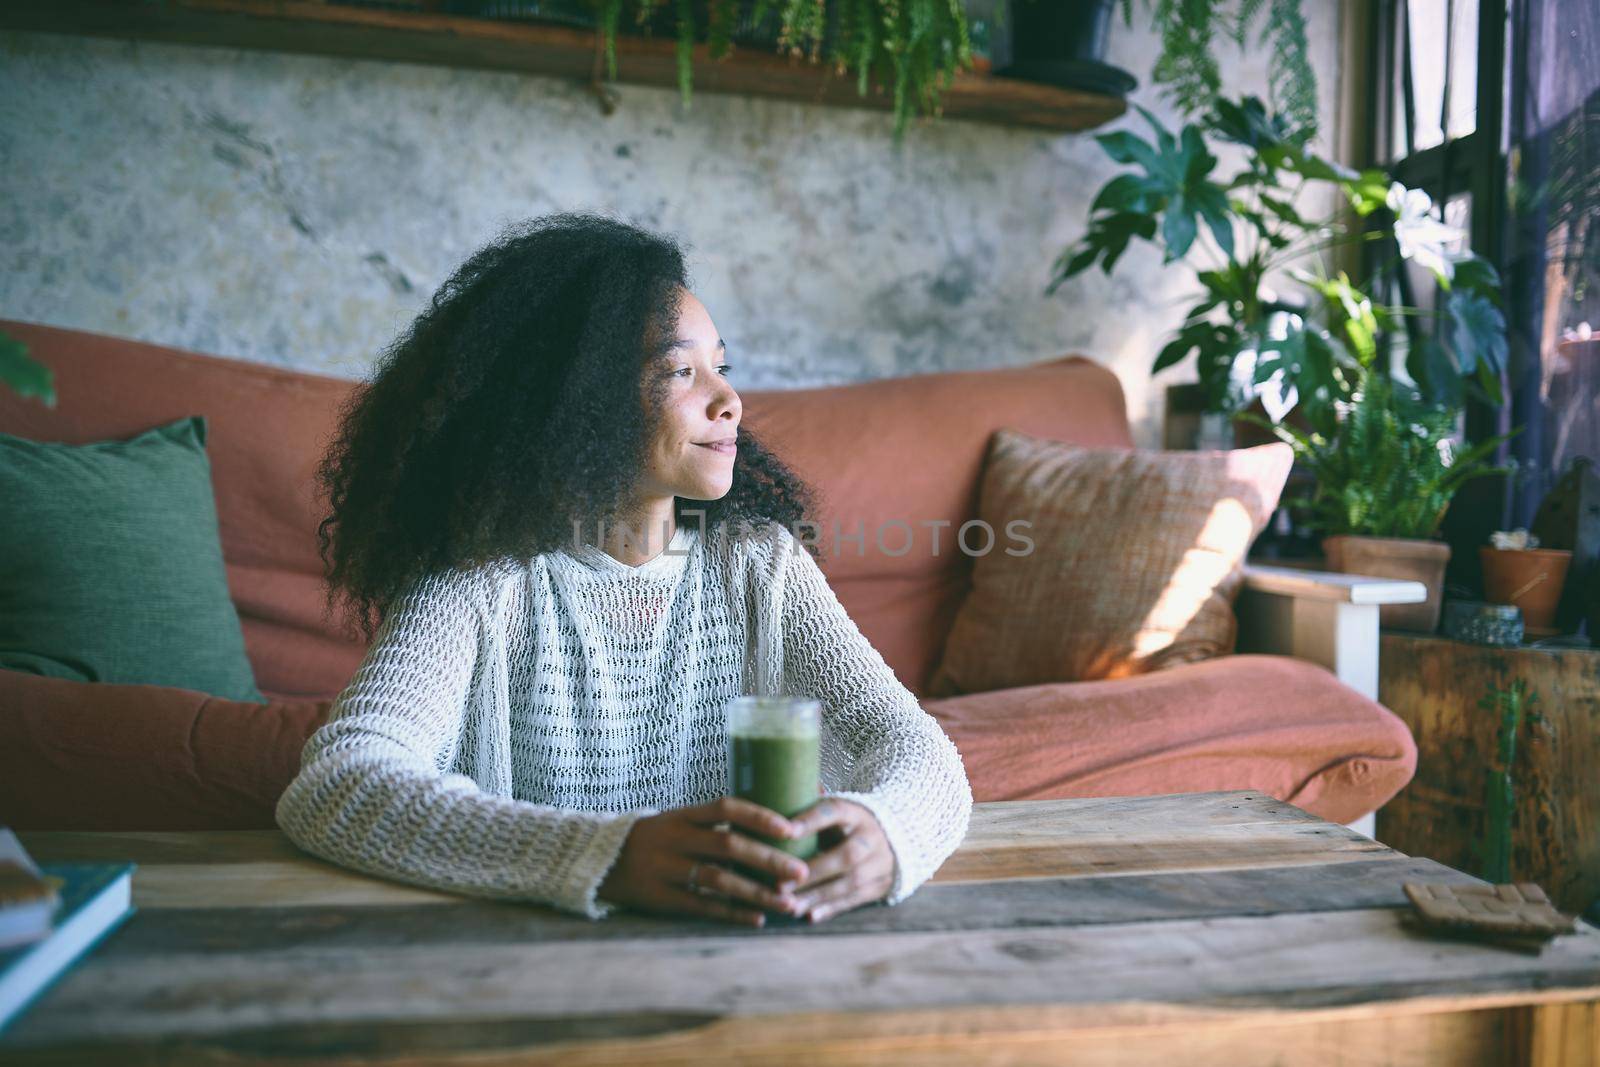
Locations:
987;0;1137;97
445;0;598;26
1480;529;1572;636
1258;375;1514;633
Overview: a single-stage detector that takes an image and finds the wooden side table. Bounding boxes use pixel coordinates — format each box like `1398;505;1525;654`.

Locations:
1376;632;1600;918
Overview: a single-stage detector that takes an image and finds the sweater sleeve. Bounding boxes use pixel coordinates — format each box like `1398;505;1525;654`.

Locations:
274;568;651;921
777;532;973;906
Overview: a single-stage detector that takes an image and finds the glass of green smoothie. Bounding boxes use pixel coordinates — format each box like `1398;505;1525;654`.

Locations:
726;695;821;875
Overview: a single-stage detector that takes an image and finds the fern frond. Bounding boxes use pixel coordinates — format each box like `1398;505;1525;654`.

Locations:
675;0;696;105
707;0;738;59
599;0;624;81
1264;0;1317;142
1151;0;1222;116
1232;0;1267;46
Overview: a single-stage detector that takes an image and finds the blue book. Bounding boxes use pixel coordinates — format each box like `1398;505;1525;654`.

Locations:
0;863;137;1033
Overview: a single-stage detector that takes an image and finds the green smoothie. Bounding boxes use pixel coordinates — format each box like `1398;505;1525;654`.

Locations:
730;731;820;865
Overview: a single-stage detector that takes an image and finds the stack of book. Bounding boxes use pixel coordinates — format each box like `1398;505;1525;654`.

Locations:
0;829;136;1033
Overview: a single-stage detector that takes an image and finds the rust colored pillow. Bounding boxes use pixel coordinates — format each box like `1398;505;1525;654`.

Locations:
927;430;1293;695
0;669;329;831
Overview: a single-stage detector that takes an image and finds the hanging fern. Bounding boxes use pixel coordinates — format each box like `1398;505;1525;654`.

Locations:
1229;0;1267;45
588;0;973;143
1150;0;1222;114
594;0;1316;143
1263;0;1316;141
599;0;624;82
675;0;696;104
1124;0;1318;143
707;0;739;59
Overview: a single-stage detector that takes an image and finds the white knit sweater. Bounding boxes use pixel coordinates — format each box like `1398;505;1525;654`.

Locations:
274;519;973;920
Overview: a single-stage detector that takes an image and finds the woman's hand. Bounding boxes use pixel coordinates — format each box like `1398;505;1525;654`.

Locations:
783;797;895;923
596;796;814;927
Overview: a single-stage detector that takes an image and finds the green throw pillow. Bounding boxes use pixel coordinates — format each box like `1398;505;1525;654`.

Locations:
0;415;264;702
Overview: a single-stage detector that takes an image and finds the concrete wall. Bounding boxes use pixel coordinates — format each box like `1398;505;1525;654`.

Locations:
0;7;1343;445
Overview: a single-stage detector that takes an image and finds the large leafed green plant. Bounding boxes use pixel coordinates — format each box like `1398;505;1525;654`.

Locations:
1048;95;1509;436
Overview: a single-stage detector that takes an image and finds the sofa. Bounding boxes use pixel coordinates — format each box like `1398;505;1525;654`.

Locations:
0;319;1420;835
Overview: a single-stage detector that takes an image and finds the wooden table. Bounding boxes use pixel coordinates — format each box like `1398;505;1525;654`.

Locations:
4;791;1600;1065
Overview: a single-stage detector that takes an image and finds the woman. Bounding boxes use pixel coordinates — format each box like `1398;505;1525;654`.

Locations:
275;212;972;927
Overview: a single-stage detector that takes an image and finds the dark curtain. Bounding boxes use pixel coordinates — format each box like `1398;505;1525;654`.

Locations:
1502;1;1600;527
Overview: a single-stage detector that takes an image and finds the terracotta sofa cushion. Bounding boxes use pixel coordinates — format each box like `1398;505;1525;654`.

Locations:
925;655;1418;827
0;669;329;831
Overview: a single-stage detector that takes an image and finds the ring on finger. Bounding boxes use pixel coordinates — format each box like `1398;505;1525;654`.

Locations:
686;860;708;895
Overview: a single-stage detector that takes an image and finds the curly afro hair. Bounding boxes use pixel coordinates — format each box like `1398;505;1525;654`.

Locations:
317;211;817;642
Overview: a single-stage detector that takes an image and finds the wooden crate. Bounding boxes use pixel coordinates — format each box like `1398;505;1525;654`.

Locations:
1376;631;1600;916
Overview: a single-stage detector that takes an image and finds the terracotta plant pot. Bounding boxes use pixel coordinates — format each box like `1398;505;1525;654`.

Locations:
1480;547;1573;635
1323;535;1451;633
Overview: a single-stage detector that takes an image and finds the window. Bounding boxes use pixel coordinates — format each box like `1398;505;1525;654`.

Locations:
1369;0;1506;402
1371;0;1600;543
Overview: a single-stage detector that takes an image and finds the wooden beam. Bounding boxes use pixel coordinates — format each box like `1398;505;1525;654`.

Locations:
0;0;1128;133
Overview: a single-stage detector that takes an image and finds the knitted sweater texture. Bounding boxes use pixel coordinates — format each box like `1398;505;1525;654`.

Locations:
274;519;973;920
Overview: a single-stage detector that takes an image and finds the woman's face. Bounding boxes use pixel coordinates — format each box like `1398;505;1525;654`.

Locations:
641;289;741;502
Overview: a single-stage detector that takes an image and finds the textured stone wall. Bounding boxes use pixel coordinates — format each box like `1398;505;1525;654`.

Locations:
0;7;1341;444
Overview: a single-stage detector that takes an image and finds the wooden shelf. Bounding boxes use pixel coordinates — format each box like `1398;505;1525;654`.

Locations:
3;0;1128;133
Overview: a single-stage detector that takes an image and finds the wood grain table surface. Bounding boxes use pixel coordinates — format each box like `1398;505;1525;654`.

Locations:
3;791;1598;1066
